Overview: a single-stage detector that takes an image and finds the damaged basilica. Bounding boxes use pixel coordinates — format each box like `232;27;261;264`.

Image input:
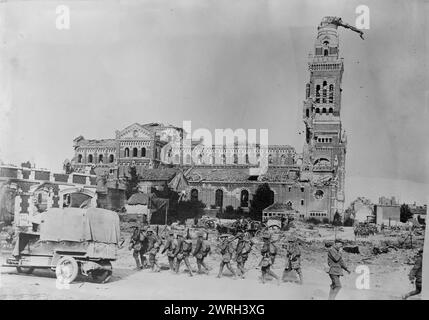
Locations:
70;18;348;221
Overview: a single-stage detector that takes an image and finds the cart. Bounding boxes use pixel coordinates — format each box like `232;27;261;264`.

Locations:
3;207;121;284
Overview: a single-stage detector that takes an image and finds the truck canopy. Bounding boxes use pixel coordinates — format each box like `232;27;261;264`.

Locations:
39;208;120;244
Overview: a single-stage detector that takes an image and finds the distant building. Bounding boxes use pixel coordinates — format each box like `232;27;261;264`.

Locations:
374;204;401;226
378;196;398;206
350;197;374;223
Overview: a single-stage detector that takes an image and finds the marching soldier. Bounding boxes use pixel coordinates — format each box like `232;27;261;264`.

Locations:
162;230;177;272
217;234;236;279
260;233;280;284
326;239;351;300
235;232;253;279
283;236;303;284
402;248;423;299
193;231;210;274
129;226;145;270
175;232;194;277
148;240;161;272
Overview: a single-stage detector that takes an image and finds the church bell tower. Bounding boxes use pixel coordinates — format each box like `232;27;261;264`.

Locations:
302;17;349;215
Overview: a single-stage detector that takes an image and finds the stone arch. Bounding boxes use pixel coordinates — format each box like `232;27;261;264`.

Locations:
88;154;93;163
77;154;82;163
132;147;138;157
109;154;114;163
141;147;146;157
98;154;103;163
124;148;130;157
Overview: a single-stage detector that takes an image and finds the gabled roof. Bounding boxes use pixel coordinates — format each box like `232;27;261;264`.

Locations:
263;202;296;213
185;167;250;182
139;168;180;181
127;192;150;205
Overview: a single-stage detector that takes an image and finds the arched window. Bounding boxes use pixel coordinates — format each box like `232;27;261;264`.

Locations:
141;147;146;157
329;84;334;103
322;107;327;114
77;154;82;163
233;154;238;164
109;154;114;163
305;83;310;99
88;154;93;163
174;154;180;164
240;189;249;207
316;108;320;114
124;148;130;157
286;201;292;207
98;154;103;163
268;154;273;164
215;189;223;208
324;49;328;56
133;147;138;157
322;88;327;103
306;109;309;117
329;107;333;114
280;154;286;164
191;189;199;202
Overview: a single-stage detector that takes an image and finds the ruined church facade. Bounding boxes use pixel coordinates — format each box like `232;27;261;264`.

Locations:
70;18;348;221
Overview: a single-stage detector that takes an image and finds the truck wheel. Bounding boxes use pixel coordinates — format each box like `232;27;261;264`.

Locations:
56;256;79;284
91;261;112;283
16;267;35;274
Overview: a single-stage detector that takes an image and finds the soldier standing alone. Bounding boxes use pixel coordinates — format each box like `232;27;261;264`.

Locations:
403;248;423;299
326;240;351;300
217;234;236;279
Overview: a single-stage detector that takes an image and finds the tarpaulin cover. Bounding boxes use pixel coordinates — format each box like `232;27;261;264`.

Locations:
39;208;120;244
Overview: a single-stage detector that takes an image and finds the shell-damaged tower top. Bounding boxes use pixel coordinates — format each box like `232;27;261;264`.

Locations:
301;17;363;215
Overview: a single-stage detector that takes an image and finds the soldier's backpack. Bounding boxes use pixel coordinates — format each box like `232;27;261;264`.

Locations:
182;240;193;253
201;240;211;257
269;242;278;256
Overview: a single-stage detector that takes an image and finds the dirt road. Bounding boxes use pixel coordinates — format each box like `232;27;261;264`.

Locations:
0;247;416;300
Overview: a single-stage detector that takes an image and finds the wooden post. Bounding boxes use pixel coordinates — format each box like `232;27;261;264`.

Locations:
165;202;169;226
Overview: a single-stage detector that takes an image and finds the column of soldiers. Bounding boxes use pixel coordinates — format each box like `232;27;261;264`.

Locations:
129;227;424;299
129;227;305;285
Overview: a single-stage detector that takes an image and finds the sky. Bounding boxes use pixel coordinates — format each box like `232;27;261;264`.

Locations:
0;0;428;205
